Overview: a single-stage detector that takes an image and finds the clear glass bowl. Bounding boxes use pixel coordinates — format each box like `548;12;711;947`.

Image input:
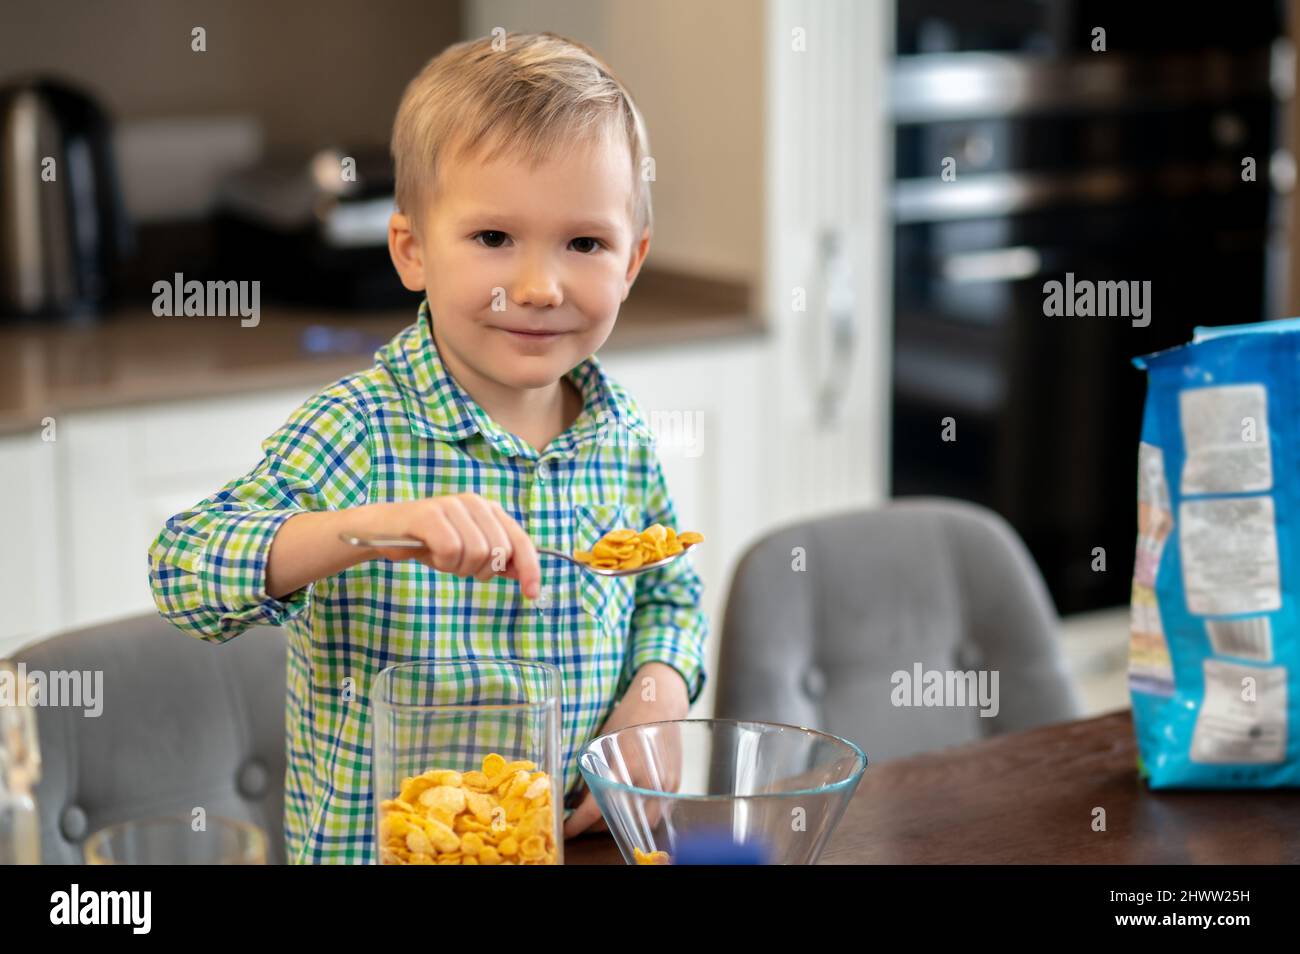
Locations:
371;659;563;865
578;719;866;865
83;816;267;864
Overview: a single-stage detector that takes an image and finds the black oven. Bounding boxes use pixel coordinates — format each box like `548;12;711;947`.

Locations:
889;1;1288;614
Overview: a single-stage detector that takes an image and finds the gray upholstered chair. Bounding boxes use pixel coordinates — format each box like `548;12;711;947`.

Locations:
714;497;1084;763
14;615;286;863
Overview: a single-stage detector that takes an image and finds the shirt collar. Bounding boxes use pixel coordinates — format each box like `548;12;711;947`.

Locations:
376;297;654;458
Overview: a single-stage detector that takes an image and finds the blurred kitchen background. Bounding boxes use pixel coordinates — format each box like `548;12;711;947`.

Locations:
2;0;1298;725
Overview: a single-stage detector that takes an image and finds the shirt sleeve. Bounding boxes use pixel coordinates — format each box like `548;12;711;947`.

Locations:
147;392;371;644
621;447;710;707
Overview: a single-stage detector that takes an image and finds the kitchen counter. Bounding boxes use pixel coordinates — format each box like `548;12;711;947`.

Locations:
0;269;763;436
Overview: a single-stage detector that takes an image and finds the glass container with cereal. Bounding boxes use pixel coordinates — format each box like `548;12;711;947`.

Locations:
370;659;562;865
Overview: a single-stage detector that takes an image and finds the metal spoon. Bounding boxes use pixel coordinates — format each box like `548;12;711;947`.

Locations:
337;533;698;578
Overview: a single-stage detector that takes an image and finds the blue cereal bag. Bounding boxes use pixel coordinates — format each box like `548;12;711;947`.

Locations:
1130;317;1300;787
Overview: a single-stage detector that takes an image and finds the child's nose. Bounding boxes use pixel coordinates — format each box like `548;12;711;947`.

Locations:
512;259;563;308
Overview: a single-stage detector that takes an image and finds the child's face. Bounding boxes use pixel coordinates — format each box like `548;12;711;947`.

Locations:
390;129;650;393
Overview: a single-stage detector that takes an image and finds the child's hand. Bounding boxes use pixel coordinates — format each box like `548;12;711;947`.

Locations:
356;494;542;600
563;663;690;840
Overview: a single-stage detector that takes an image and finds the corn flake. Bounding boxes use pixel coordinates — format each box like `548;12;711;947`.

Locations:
379;752;558;865
574;525;703;572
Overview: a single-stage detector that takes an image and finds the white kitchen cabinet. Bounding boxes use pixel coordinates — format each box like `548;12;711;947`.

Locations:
54;387;321;636
601;339;764;718
762;0;892;521
0;433;61;657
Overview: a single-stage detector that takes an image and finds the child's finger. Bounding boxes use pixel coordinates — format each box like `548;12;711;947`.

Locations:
461;495;513;581
373;544;427;563
440;498;492;578
643;798;663;832
496;506;541;600
413;507;460;572
562;791;604;839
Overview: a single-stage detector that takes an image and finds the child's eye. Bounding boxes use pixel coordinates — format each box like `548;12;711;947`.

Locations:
569;237;603;254
473;230;510;248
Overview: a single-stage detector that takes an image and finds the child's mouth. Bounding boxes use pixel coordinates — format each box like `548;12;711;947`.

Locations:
494;326;568;343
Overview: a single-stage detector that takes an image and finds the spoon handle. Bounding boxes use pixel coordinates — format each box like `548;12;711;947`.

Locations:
337;533;693;578
339;534;580;565
535;546;581;566
337;534;423;549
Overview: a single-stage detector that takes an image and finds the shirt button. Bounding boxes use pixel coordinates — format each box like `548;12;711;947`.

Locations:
536;459;551;480
535;585;553;610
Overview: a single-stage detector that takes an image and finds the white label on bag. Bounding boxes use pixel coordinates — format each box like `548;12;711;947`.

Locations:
1206;616;1274;663
1191;658;1287;764
1179;384;1272;495
1179;496;1281;615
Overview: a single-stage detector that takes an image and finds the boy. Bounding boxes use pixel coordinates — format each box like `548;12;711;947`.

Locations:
147;31;708;864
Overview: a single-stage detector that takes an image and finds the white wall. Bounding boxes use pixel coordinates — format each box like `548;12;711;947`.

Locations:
462;0;765;287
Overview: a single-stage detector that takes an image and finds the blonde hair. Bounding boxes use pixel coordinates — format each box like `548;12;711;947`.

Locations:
390;31;652;243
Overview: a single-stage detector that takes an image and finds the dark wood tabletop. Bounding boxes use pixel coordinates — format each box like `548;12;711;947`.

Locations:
563;709;1300;864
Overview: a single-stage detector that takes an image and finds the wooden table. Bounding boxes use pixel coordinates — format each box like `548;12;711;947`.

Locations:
564;710;1300;864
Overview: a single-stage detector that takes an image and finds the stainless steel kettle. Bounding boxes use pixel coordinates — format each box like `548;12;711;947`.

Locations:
0;76;134;321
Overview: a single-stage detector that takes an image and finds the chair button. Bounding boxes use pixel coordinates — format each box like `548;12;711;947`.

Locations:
238;759;269;799
60;805;88;841
802;666;827;699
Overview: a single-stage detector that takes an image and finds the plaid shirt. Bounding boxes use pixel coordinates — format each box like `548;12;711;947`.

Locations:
147;298;708;864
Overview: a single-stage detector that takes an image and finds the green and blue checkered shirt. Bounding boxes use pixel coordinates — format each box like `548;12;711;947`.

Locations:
147;297;708;864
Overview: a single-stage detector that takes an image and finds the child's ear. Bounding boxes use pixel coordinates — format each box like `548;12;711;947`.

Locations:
388;211;427;292
621;227;651;302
